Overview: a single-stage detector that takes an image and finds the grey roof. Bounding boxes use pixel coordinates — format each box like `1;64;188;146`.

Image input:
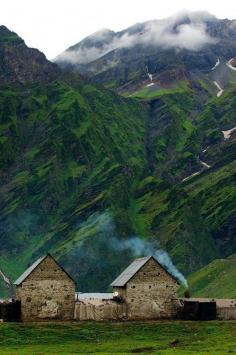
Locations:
14;255;46;286
14;254;76;285
111;256;152;287
75;293;114;300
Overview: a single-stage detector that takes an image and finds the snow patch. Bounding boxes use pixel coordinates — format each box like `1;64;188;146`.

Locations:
213;81;223;97
211;58;220;70
226;58;236;71
0;269;11;286
202;146;209;153
182;171;201;182
147;72;153;82
146;65;154;86
200;160;211;169
222;125;236;140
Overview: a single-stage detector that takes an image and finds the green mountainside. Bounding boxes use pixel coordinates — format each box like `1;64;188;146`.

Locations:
0;25;235;297
187;254;236;298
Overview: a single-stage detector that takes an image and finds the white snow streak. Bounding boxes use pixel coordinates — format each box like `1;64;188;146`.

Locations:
211;58;220;71
182;171;201;182
200;160;211;169
226;58;236;71
213;81;224;97
146;65;154;87
222;125;236;140
0;269;11;285
202;146;209;153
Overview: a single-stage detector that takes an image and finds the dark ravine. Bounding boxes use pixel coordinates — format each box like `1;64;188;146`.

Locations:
146;99;168;174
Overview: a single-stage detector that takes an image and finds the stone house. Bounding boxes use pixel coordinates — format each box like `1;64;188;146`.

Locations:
111;256;180;319
14;254;75;322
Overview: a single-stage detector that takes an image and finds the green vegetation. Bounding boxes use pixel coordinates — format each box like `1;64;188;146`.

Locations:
0;26;22;44
0;79;148;292
130;82;189;100
0;321;235;354
188;254;236;298
0;28;236;297
1;80;236;295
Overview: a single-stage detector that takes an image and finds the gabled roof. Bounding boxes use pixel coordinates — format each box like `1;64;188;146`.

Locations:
14;254;75;285
111;256;152;287
111;255;180;287
14;255;46;286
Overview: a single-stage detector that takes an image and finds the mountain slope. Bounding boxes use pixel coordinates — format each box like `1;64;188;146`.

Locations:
55;12;236;95
0;79;149;292
0;23;235;296
187;254;236;298
0;26;58;85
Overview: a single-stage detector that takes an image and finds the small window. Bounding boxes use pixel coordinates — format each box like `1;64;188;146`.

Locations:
131;285;136;289
149;285;152;289
131;299;134;302
166;285;168;288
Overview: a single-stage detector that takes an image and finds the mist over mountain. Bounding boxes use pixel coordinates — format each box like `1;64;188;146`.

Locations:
0;12;236;296
56;12;217;64
55;11;236;94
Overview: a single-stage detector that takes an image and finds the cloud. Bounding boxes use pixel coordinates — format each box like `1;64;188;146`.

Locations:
55;11;217;65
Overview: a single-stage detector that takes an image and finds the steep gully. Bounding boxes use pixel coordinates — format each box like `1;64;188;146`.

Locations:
145;99;212;182
182;57;236;181
211;57;236;97
144;58;235;182
211;59;224;97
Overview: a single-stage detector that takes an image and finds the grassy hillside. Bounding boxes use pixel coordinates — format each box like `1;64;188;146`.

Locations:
0;321;235;354
0;80;149;292
1;81;236;294
0;27;236;295
188;254;236;298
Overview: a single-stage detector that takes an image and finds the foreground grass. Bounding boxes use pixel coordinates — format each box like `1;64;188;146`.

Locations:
0;321;235;354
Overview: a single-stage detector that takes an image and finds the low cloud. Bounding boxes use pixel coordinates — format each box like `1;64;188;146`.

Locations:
55;11;217;65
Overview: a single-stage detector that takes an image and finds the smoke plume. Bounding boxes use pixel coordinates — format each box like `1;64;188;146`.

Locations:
99;212;188;287
62;211;188;290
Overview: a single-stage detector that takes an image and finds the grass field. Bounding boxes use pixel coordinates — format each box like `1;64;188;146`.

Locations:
0;321;235;354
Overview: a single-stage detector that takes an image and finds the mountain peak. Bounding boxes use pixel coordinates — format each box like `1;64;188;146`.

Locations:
0;25;23;44
0;25;58;85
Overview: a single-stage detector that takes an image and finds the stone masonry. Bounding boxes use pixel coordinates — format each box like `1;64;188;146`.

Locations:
15;255;75;322
113;257;180;319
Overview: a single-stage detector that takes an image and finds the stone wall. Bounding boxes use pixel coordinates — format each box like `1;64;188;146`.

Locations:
16;256;75;321
115;258;179;319
75;299;127;321
217;307;236;320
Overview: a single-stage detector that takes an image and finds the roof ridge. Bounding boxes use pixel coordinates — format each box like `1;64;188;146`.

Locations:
111;255;153;287
14;255;47;285
14;254;75;285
